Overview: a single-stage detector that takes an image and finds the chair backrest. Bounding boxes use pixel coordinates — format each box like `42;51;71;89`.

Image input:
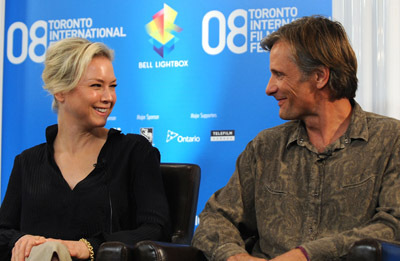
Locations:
160;163;201;245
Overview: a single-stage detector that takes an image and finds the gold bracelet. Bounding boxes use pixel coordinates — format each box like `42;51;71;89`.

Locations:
80;238;94;261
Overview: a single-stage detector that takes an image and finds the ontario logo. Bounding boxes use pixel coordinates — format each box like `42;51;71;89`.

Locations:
166;130;200;143
146;4;183;58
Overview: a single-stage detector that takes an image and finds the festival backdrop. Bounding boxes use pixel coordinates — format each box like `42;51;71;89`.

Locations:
1;0;331;223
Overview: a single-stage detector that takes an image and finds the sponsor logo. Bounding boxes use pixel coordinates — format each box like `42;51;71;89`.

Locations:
140;127;154;143
146;4;182;58
210;130;235;142
139;4;187;70
166;130;200;143
166;130;179;142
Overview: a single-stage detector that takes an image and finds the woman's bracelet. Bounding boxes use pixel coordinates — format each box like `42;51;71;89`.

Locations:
79;238;94;261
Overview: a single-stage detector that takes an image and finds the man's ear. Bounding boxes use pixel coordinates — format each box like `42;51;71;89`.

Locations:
54;92;65;103
314;66;330;90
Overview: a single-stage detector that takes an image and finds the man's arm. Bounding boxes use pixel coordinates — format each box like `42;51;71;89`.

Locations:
192;142;261;261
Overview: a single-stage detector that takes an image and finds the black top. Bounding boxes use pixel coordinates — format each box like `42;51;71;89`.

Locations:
0;125;170;259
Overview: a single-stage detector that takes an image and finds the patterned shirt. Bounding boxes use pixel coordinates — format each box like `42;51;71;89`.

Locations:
192;102;400;261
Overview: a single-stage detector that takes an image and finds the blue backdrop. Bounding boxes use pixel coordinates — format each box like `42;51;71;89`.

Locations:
2;0;332;223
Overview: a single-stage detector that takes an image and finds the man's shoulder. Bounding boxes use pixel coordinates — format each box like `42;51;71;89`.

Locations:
252;121;298;144
364;111;400;132
365;111;400;122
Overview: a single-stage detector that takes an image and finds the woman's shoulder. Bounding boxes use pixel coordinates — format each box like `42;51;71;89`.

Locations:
109;128;151;144
16;142;47;163
107;128;155;152
105;129;160;162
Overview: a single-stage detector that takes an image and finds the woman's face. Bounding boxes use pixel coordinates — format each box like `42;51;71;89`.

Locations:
57;56;117;129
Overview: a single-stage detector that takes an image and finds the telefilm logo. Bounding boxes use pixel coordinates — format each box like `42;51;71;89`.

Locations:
210;130;235;142
166;130;200;143
202;6;298;55
7;18;126;64
139;4;188;70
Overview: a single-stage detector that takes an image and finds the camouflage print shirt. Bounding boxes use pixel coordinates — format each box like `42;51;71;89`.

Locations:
192;102;400;261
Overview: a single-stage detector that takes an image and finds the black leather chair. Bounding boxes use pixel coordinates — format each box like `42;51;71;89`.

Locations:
347;238;400;261
97;163;206;261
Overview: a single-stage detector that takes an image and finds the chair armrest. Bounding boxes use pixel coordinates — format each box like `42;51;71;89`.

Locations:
347;238;400;261
97;241;206;261
133;240;207;261
97;241;133;261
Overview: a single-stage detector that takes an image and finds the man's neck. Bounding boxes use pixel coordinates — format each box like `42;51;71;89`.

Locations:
303;98;352;153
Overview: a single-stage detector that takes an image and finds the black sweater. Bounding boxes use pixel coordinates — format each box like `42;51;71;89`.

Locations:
0;125;170;259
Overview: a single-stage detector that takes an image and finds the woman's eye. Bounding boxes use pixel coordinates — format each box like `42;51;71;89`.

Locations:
91;84;102;87
110;84;118;88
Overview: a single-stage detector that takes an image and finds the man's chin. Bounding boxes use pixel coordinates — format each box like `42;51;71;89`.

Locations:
279;111;288;120
279;111;295;121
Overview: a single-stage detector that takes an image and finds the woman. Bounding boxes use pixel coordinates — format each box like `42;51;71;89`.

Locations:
0;37;170;260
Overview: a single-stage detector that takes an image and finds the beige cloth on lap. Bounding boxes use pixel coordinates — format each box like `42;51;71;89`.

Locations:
27;241;72;261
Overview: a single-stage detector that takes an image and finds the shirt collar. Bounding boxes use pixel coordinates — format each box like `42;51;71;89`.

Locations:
286;101;369;149
45;124;121;148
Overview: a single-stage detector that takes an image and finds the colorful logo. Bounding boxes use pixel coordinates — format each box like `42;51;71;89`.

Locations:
146;4;182;58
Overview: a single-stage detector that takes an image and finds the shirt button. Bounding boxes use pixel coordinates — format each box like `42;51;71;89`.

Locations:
344;138;349;144
312;192;318;197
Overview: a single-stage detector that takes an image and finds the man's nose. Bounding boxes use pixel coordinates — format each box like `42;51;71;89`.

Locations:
265;77;276;96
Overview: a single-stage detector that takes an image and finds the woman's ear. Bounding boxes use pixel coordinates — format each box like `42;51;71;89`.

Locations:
314;66;330;90
54;92;65;103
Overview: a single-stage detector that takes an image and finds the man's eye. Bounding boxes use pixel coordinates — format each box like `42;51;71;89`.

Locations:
110;84;118;88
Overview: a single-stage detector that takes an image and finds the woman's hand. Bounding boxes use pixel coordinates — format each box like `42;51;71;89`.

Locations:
12;235;47;261
46;238;90;259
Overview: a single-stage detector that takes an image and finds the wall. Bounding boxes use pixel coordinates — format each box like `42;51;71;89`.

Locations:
1;0;399;219
333;0;400;119
0;1;331;213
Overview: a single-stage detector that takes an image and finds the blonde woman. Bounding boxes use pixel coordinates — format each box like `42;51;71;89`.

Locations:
0;37;170;261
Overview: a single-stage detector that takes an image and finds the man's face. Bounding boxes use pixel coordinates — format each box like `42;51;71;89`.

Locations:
266;41;317;121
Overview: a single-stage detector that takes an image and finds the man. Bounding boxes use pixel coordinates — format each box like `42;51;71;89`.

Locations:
192;16;400;261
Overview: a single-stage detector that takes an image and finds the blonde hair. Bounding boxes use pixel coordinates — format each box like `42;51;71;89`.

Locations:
42;37;114;110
